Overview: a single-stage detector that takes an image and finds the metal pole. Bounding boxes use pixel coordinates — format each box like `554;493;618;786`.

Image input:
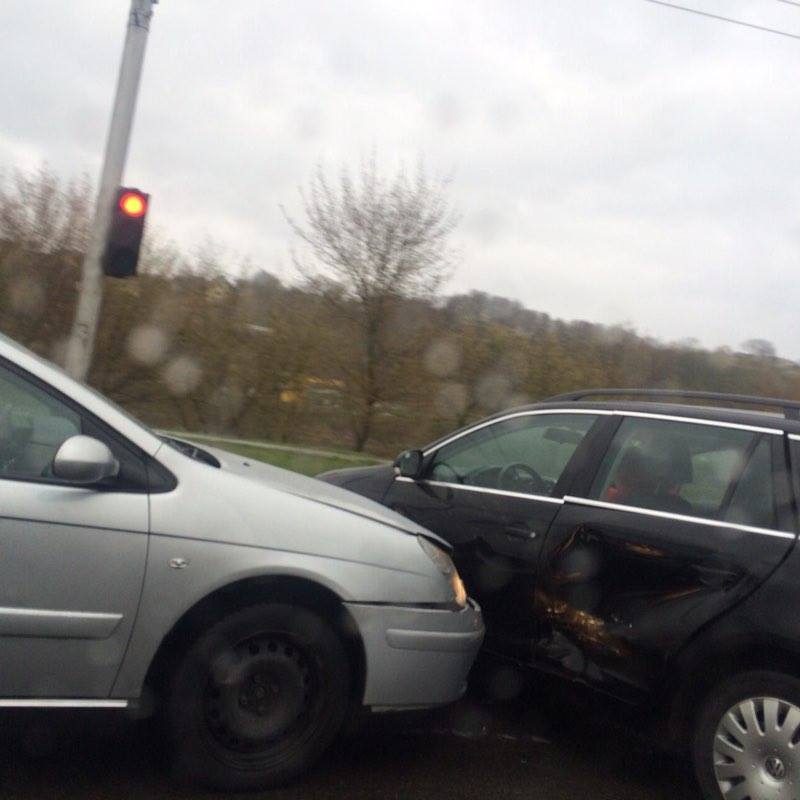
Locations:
64;0;158;381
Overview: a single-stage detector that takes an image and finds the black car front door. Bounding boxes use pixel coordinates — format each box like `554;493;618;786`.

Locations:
383;410;603;661
535;414;798;702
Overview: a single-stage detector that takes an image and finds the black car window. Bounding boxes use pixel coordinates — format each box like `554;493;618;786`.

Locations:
0;363;82;479
428;413;597;497
590;416;756;520
724;437;776;529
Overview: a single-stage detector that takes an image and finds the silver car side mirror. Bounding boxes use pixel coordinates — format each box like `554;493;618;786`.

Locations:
52;435;120;485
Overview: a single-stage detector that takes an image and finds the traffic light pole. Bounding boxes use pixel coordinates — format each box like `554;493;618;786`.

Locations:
65;0;158;381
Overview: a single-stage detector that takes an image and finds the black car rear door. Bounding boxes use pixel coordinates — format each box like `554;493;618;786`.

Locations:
383;410;606;660
535;413;797;702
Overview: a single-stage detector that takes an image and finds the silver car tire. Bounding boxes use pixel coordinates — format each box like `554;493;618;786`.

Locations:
166;602;351;791
694;670;800;800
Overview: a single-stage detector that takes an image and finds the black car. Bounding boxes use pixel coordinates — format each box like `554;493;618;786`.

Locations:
320;389;800;800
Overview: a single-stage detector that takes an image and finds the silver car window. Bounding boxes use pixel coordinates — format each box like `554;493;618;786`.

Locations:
0;364;81;479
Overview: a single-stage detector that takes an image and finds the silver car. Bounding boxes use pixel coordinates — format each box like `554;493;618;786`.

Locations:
0;333;483;789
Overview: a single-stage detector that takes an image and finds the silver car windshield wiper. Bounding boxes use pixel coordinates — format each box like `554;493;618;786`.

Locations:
159;436;220;468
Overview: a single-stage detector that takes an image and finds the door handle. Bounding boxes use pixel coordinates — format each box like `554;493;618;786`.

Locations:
505;525;537;540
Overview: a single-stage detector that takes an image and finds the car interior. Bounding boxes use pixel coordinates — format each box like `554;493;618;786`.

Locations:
429;423;588;496
591;423;767;523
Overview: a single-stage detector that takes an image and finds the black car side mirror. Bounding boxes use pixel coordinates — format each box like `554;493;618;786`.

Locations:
395;449;424;480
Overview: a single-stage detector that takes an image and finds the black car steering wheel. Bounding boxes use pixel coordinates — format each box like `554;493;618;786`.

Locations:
498;462;548;494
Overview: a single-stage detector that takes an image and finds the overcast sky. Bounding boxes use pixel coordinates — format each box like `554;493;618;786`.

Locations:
2;0;799;356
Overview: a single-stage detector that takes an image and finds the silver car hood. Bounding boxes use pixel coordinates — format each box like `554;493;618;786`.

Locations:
201;444;448;547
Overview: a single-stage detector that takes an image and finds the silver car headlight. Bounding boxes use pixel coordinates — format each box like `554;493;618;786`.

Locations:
418;536;468;608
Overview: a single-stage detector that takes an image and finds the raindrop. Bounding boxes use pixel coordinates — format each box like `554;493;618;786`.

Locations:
476;372;513;411
162;355;202;396
210;383;245;426
127;325;169;366
8;276;45;316
435;382;468;418
424;338;461;378
470;208;504;244
506;392;531;409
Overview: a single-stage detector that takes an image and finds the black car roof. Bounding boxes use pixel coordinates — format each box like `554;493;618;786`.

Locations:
533;400;799;433
422;396;800;452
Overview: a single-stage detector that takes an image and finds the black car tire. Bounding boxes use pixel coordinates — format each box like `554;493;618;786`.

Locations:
693;669;800;800
166;602;351;791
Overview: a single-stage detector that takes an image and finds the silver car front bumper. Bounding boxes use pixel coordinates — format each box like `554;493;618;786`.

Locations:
344;599;484;710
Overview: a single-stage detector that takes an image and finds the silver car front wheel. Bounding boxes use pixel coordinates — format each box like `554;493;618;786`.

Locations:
166;603;352;791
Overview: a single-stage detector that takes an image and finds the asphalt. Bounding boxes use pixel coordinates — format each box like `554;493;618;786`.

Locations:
0;679;702;800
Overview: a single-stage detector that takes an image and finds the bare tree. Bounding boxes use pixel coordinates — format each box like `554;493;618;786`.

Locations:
284;158;459;450
0;166;92;353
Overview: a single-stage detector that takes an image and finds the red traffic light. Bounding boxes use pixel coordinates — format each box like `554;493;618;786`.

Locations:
104;187;150;278
119;191;147;218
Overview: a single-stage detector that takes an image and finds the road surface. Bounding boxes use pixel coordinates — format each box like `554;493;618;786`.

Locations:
1;680;700;799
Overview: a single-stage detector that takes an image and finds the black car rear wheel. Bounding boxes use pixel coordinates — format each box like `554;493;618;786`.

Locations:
166;603;351;790
693;670;800;800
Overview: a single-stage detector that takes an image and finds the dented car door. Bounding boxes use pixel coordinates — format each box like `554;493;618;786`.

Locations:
535;414;797;702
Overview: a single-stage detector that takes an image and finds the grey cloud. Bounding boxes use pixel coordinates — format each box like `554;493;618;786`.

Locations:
2;0;799;356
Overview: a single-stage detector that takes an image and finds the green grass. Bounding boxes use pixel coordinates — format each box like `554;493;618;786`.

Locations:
177;434;385;477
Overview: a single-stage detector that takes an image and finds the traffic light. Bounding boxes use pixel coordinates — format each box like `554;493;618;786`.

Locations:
102;187;149;278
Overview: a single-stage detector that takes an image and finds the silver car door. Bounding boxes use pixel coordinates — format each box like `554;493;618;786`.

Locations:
0;361;148;699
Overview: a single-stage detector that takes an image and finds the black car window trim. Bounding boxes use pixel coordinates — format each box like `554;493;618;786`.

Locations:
0;354;173;494
612;410;783;437
716;434;761;514
395;408;788;508
420;408;613;457
770;434;796;534
395;476;566;505
551;414;620;499
418;408;782;464
786;435;800;532
562;495;795;541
